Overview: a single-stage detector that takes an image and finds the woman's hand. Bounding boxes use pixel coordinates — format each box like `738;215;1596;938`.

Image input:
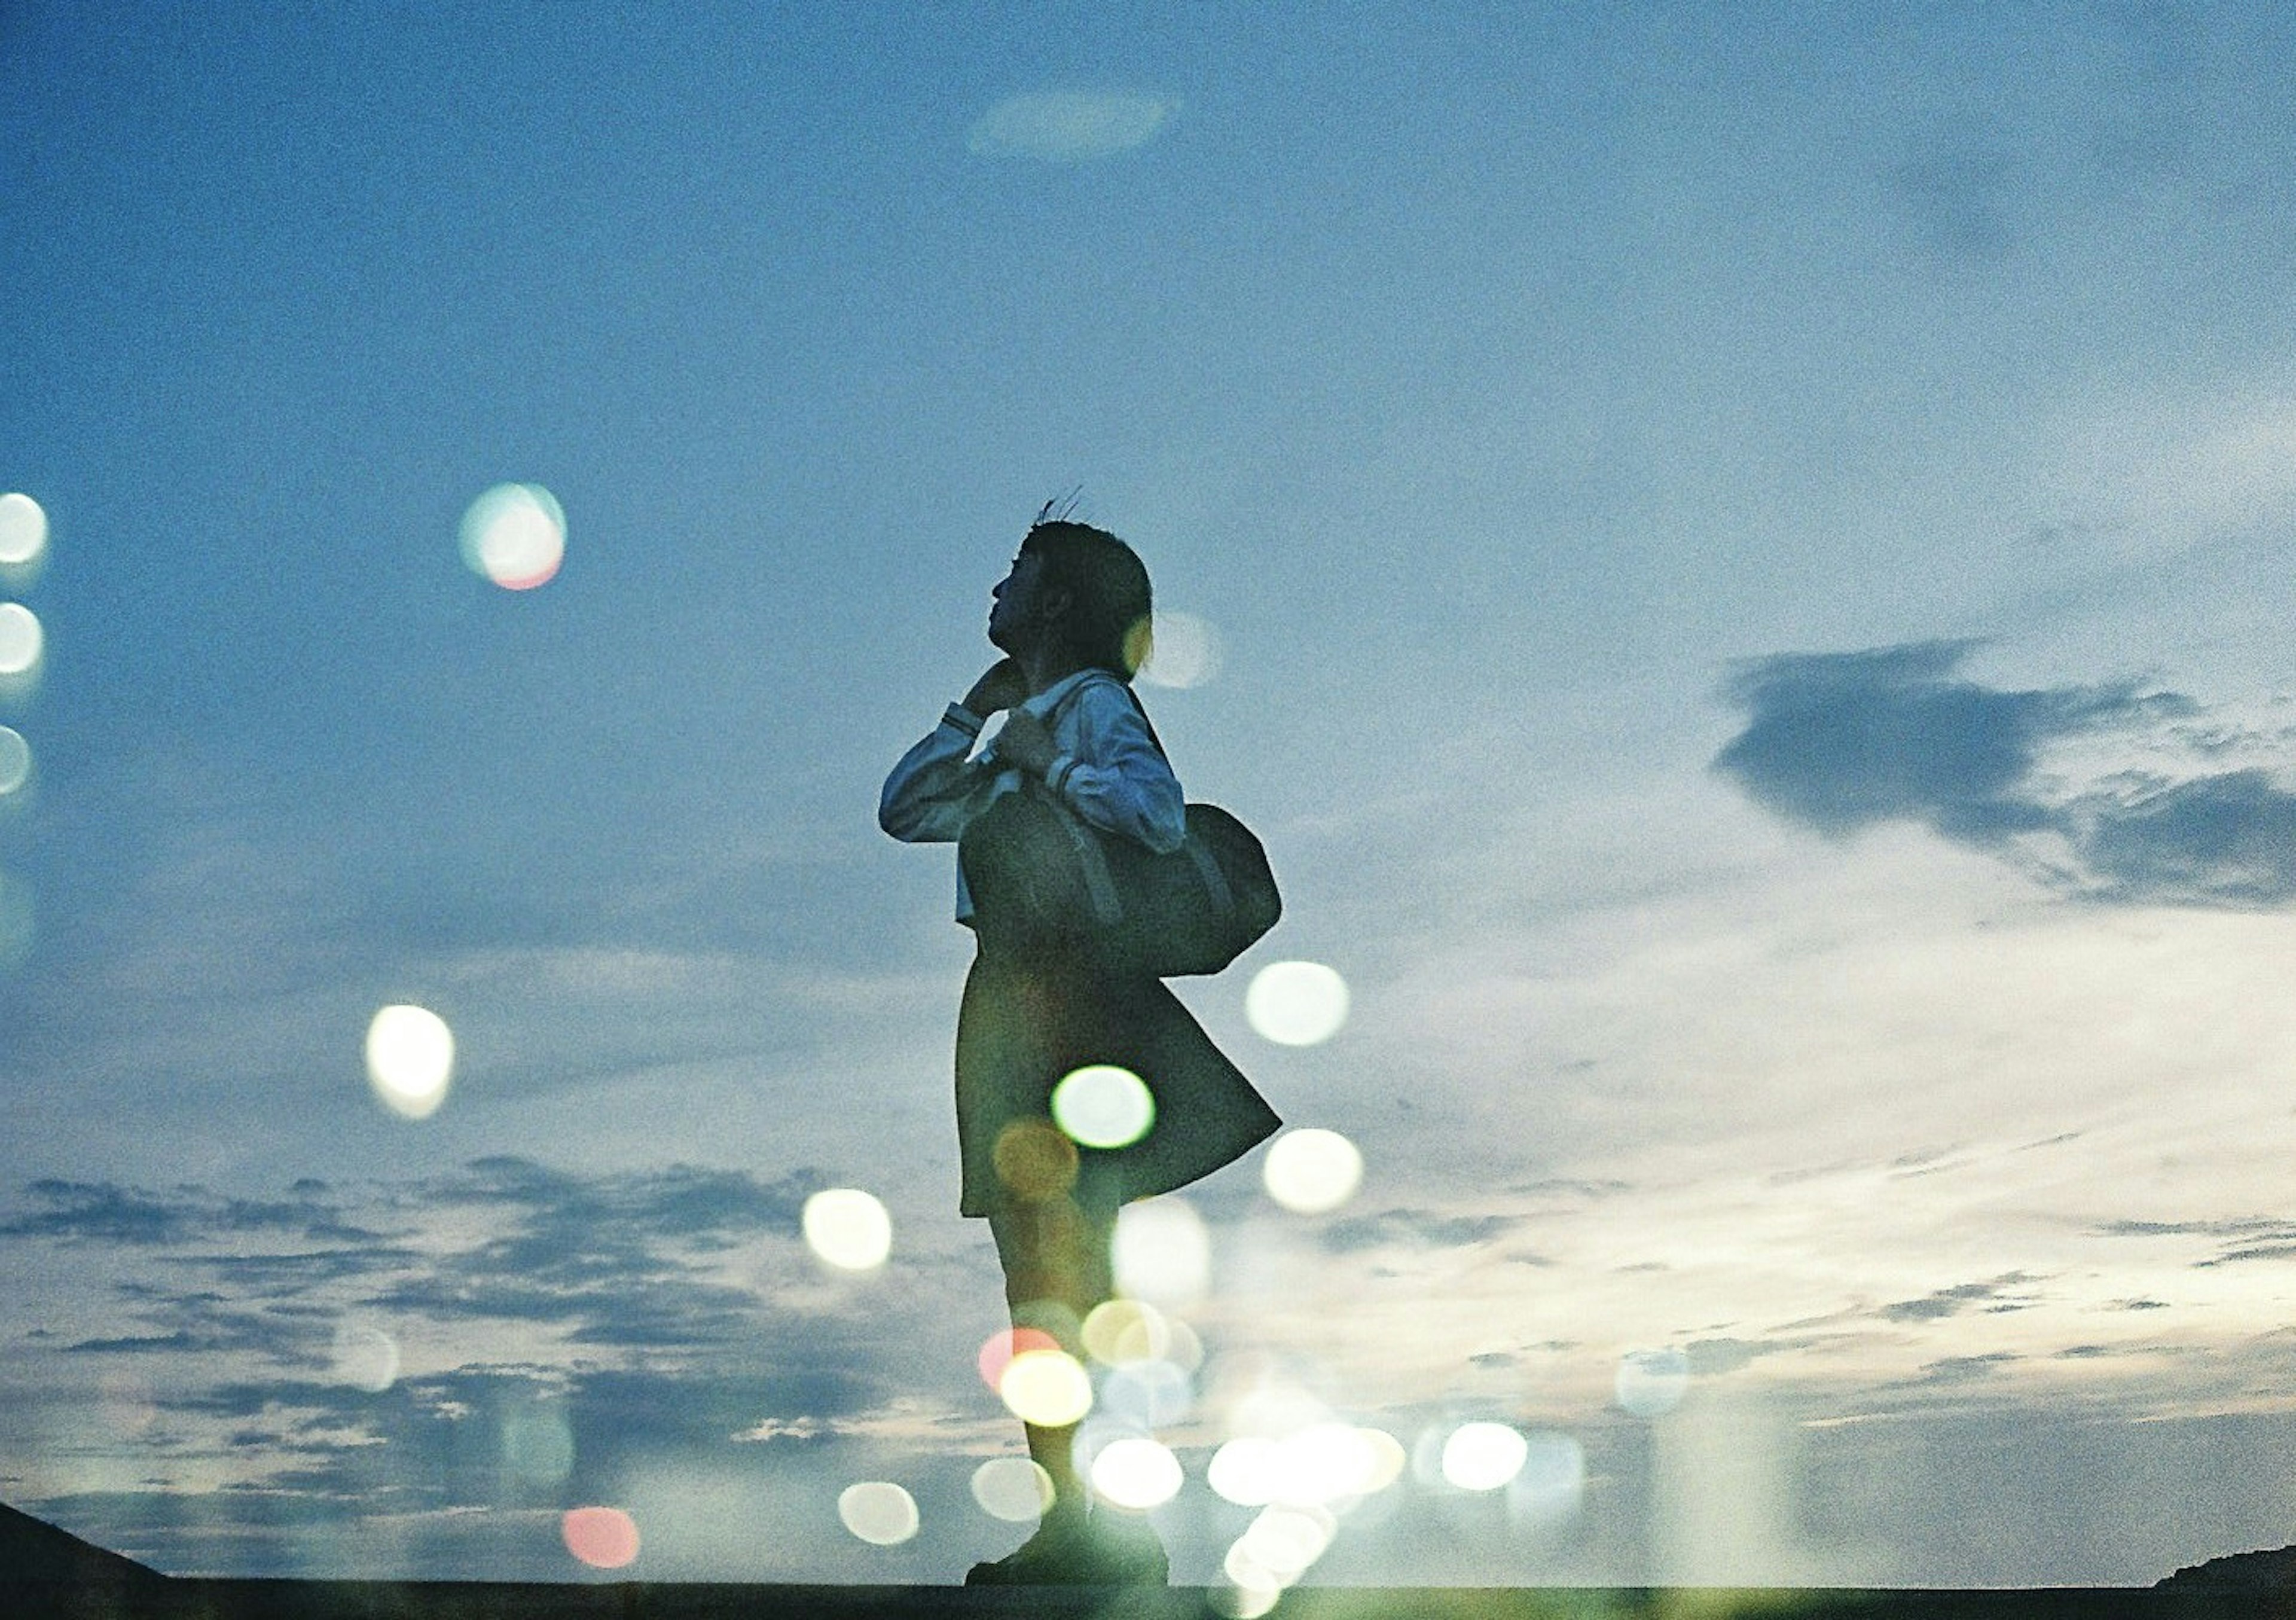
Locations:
994;709;1058;776
962;658;1028;716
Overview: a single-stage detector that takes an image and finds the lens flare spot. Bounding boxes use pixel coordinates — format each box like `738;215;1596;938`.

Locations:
1208;1436;1281;1507
838;1481;920;1546
1052;1064;1155;1149
364;1004;453;1119
0;603;44;677
1510;1430;1587;1522
330;1322;399;1393
1262;1128;1363;1214
1091;1436;1184;1510
0;728;29;797
1213;1575;1284;1620
561;1506;639;1569
1245;960;1349;1046
1239;1503;1335;1579
970;1456;1055;1523
802;1188;893;1271
1442;1421;1528;1491
993;1117;1080;1200
1112;1197;1210;1307
1138;610;1223;689
504;1405;576;1485
1616;1347;1691;1417
460;483;566;590
1100;1359;1193;1429
978;1326;1062;1391
0;495;45;568
999;1347;1094;1427
1281;1423;1381;1503
1082;1299;1170;1366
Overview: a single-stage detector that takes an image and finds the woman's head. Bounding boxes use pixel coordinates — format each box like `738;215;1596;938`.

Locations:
1000;517;1153;681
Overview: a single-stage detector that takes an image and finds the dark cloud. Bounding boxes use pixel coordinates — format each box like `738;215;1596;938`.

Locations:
0;1180;389;1249
2095;1218;2285;1238
2079;770;2296;905
2199;1243;2296;1268
1684;1337;1788;1375
1914;1351;2020;1386
1715;642;2296;909
1882;1273;2043;1324
7;1158;838;1372
1715;642;2158;842
1315;1208;1520;1255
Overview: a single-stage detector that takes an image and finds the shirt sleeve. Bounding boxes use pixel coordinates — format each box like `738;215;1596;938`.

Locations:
1046;679;1187;854
878;703;992;843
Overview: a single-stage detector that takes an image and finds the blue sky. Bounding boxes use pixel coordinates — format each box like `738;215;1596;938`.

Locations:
8;0;2296;1589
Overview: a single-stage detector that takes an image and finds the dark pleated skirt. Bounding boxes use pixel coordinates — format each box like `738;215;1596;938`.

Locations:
954;941;1281;1218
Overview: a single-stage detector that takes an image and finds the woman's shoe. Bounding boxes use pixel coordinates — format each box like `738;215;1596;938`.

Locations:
963;1513;1102;1585
1088;1508;1168;1586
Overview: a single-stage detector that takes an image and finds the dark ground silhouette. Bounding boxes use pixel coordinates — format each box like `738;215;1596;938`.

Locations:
7;1499;2296;1619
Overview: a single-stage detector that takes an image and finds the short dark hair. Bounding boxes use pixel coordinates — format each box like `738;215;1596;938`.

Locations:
1019;518;1153;680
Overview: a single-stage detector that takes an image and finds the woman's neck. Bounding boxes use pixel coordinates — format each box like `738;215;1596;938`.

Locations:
1021;646;1087;695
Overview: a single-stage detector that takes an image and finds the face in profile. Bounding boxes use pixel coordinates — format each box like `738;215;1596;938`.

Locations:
988;551;1052;654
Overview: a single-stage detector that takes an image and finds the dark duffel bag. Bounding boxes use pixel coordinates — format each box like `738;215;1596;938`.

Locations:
960;786;1279;978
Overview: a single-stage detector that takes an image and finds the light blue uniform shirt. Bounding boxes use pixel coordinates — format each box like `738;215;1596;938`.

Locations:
879;669;1186;921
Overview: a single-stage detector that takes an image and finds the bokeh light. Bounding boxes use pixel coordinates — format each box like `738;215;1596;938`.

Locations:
363;1004;453;1119
1099;1358;1193;1429
1091;1436;1184;1510
1510;1431;1587;1523
977;1326;1062;1391
1051;1064;1155;1149
999;1347;1094;1427
561;1506;640;1569
0;495;45;567
1213;1578;1284;1620
802;1188;892;1271
970;1456;1055;1523
838;1481;920;1546
459;482;566;590
1262;1128;1364;1214
0;728;29;797
503;1405;576;1485
1616;1347;1691;1417
993;1117;1079;1200
1208;1436;1281;1507
1442;1421;1529;1491
1112;1197;1210;1306
329;1322;399;1393
1211;1424;1404;1508
1236;1503;1336;1583
1138;610;1223;689
0;603;44;677
1245;960;1349;1046
1082;1298;1168;1366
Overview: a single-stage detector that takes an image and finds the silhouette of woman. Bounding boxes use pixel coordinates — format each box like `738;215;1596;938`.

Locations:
880;515;1280;1584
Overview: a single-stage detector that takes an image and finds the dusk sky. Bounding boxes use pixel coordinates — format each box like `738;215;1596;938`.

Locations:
7;0;2296;1592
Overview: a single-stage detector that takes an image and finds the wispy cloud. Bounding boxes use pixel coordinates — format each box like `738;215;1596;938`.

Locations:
966;91;1178;163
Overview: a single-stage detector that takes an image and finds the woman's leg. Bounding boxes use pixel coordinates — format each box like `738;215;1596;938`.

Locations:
987;1188;1115;1521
